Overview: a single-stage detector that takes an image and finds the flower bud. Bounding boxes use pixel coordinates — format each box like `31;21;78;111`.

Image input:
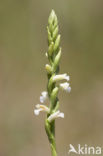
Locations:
53;48;61;72
53;26;59;40
48;10;55;25
45;64;52;74
54;34;61;52
48;42;54;56
47;26;52;44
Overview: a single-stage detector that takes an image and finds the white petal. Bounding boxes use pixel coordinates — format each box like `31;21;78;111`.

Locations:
41;91;48;97
34;108;42;115
40;96;44;103
40;91;48;103
65;75;70;81
48;110;64;122
60;82;71;93
67;86;71;93
53;74;70;82
58;112;64;118
60;82;69;88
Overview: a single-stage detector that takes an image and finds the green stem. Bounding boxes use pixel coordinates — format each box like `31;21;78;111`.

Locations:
45;10;60;156
45;120;57;156
51;142;57;156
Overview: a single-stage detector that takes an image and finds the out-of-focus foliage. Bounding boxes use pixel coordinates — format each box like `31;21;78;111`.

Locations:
0;0;103;156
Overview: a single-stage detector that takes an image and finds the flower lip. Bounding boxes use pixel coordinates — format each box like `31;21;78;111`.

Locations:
67;86;71;92
41;91;48;96
53;73;70;82
34;108;42;115
34;104;49;116
60;82;71;93
40;91;48;103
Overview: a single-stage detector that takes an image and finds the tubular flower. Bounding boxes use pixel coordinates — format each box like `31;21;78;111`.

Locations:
47;110;64;122
60;82;71;92
53;73;70;82
40;91;48;103
34;104;49;115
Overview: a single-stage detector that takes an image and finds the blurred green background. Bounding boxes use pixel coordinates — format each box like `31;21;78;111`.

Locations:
0;0;103;156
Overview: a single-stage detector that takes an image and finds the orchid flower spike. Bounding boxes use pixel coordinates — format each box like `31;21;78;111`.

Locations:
53;73;70;82
40;91;48;103
35;10;71;155
34;104;50;115
47;110;64;122
60;82;71;93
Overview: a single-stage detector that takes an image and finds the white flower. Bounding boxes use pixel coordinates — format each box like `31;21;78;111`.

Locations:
60;82;71;92
34;104;49;115
53;73;70;82
40;91;48;103
47;110;64;122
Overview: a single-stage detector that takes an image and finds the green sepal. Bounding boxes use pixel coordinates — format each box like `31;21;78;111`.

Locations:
53;26;59;41
52;16;58;31
45;119;52;142
47;26;52;44
48;75;54;94
50;87;59;110
54;34;61;52
53;101;59;112
48;42;54;56
53;48;61;72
